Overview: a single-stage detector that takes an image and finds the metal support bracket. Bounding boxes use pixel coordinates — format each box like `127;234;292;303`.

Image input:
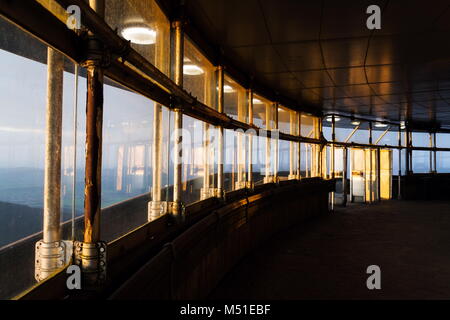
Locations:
35;240;73;282
73;241;107;288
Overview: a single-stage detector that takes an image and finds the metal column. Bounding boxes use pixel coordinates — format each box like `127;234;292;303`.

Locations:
433;132;437;173
342;147;348;206
264;102;272;183
74;0;107;286
149;103;164;220
330;115;336;210
289;110;296;180
35;48;70;282
398;127;402;199
236;90;247;189
273;103;279;182
297;112;301;179
247;89;254;188
172;20;184;217
217;66;224;197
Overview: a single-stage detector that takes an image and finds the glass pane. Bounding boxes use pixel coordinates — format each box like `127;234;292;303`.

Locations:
301;114;319;138
183;38;216;108
412;132;431;147
0;16;83;298
412;150;431;173
252;95;274;129
101;78;171;242
224;74;247;122
182;116;204;204
437;152;450;173
436;133;450;148
278;106;296;135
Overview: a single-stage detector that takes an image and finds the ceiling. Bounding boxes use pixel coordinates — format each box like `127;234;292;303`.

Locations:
176;0;450;127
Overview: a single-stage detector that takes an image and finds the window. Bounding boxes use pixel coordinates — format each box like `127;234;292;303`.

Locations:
183;38;216;108
106;0;170;75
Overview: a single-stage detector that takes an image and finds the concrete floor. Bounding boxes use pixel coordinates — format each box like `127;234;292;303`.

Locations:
209;200;450;300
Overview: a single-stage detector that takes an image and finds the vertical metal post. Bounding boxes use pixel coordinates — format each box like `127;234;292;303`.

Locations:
273;103;279;182
405;127;412;174
236;90;247;189
201;122;211;199
149;15;169;220
172;20;184;216
35;48;69;282
289;110;295;180
330;115;336;210
429;132;433;173
149;103;163;220
217;66;224;197
264;102;272;183
433;132;437;173
297;113;301;179
377;148;381;201
368;122;373;203
43;48;64;244
73;0;107;286
84;39;104;245
247;89;254;188
398;127;402;199
342;147;348;206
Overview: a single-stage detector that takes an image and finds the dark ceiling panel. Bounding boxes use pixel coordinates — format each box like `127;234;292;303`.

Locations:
271;41;323;72
178;0;450;125
259;0;321;42
294;70;333;88
321;37;369;68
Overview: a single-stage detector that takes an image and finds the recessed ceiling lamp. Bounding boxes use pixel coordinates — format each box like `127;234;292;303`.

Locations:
374;122;388;128
183;64;204;75
223;85;234;93
326;116;341;122
253;98;263;105
351;120;361;126
120;25;156;45
400;121;406;130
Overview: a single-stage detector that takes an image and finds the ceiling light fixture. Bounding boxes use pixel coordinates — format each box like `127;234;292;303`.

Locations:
351;120;361;126
326;116;341;122
252;98;263;105
120;26;156;45
374;122;388;128
183;64;204;76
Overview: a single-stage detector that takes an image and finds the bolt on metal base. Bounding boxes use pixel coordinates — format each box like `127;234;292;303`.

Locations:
73;241;107;288
35;240;73;282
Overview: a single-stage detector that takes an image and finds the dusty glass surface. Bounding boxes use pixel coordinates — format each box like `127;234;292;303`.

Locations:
101;78;172;241
183;37;216;108
224;74;247;122
106;0;170;75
